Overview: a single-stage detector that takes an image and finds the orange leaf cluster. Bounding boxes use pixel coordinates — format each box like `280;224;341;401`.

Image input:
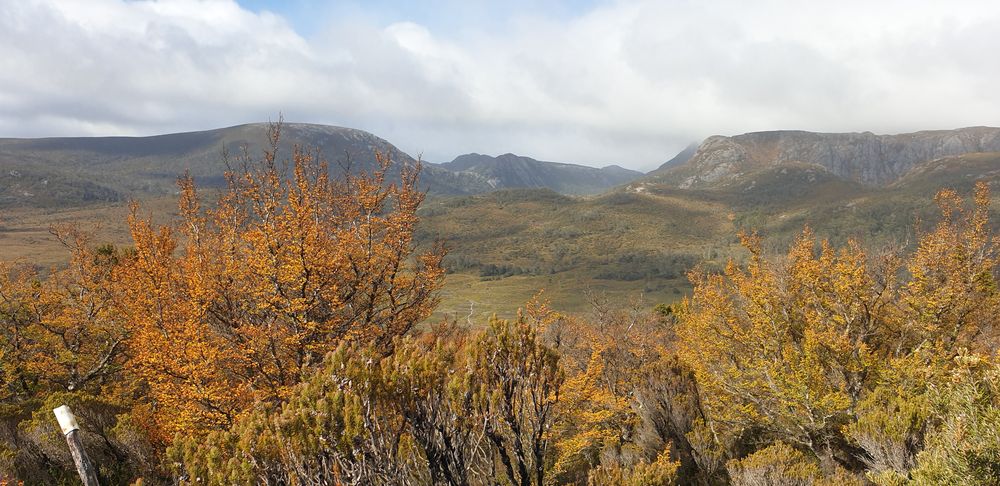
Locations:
116;125;444;436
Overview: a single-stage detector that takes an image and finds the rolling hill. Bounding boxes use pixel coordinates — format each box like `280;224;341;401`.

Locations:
0;123;489;207
0;123;641;208
438;153;641;195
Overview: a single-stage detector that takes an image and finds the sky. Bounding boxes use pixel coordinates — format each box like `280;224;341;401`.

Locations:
2;1;1000;171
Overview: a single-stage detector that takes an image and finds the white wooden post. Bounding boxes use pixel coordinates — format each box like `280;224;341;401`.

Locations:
53;405;100;486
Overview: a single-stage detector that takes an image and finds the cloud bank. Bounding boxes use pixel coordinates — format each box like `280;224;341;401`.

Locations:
2;0;1000;170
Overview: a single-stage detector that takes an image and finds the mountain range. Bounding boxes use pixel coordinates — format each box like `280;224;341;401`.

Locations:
0;123;641;208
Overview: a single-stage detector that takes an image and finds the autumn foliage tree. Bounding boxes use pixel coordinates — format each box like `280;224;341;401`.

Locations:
0;227;141;483
676;181;1000;482
677;228;895;465
117;123;445;437
546;295;690;484
0;227;126;400
902;184;1000;354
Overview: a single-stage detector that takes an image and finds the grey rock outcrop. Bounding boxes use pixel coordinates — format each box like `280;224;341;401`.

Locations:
658;127;1000;188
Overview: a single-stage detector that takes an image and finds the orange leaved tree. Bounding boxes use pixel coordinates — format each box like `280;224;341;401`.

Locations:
117;123;445;437
675;181;1000;477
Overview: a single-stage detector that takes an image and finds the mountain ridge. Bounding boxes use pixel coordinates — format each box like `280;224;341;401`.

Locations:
651;126;1000;188
438;152;642;195
0;123;639;207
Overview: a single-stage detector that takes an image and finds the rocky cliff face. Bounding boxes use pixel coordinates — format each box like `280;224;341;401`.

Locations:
655;127;1000;188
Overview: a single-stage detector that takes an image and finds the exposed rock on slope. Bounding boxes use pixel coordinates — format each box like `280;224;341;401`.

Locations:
653;127;1000;188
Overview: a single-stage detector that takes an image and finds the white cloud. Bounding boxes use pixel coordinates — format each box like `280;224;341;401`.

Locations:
2;0;1000;171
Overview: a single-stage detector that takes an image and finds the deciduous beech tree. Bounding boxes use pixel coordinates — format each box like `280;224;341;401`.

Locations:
1;227;126;401
547;295;681;484
0;227;141;484
28;226;128;394
117;123;445;437
677;228;895;462
676;181;1000;479
902;182;1000;354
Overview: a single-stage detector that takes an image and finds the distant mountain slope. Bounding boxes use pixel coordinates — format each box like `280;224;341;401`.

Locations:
0;123;639;208
0;122;483;206
0;164;120;208
655;142;700;173
438;153;642;195
651;127;1000;188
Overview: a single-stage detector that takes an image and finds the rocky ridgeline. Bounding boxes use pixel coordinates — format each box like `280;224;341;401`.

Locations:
662;127;1000;188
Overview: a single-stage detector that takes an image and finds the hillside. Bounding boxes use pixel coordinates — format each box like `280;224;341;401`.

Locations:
414;186;737;317
655;142;699;172
438;153;641;195
418;148;1000;318
0;123;639;209
652;127;1000;188
0;123;492;207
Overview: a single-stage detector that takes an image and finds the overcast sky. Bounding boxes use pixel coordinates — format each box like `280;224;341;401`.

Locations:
2;0;1000;171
